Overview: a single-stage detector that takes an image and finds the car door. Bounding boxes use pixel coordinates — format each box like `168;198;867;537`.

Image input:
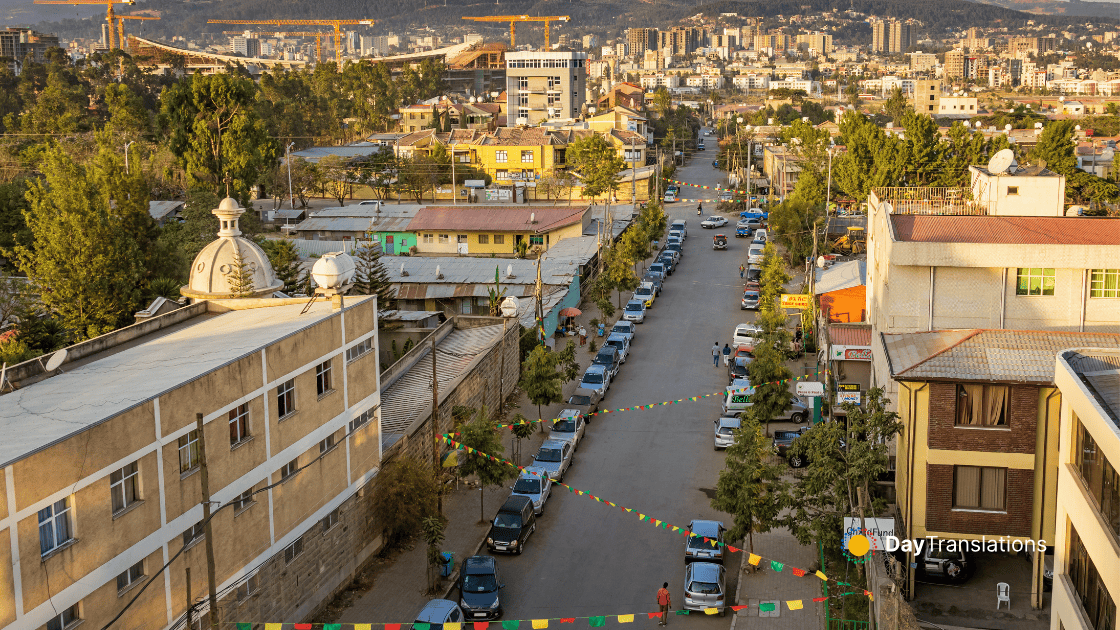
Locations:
562;443;573;476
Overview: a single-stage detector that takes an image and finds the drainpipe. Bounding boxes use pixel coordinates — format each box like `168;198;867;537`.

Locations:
902;381;928;601
927;267;935;331
1034;388;1060;610
1000;268;1007;329
1079;269;1087;333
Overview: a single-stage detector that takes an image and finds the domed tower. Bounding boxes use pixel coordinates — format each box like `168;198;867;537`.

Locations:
180;197;284;301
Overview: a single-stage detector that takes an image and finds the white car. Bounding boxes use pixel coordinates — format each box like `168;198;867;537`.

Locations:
664;190;677;203
732;323;763;351
670;221;687;237
714;416;741;450
623;299;646;324
548;409;587;450
747;243;765;265
701;216;728;229
511;466;553;515
579;365;612;395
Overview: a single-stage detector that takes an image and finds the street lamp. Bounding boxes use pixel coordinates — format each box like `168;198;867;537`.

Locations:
124;141;135;174
286;142;296;209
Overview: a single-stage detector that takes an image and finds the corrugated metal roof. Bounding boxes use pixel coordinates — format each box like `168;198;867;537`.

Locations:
293;217;374;233
380;325;504;438
1064;350;1120;424
890;215;1120;245
407;206;588;234
814;259;866;295
829;324;871;347
383;255;578;287
148;200;183;221
883;330;1120;384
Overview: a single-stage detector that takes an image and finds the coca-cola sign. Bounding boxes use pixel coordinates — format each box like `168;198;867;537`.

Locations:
844;348;872;361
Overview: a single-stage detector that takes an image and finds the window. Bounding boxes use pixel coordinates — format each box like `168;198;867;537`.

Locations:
182;521;204;548
315;360;333;396
233;488;255;513
517;77;528;90
277;379;296;418
346;337;373;362
1075;416;1120;543
280;458;298;481
521;150;534;163
1006;186;1019;195
493;234;505;245
38;498;73;556
284;536;304;564
496;170;509;180
438;234;449;244
478;234;489;245
350;404;378;433
423;233;434;244
322;507;340;532
110;462;140;514
1089;269;1119;298
457;235;468;244
228;403;250;446
1068;525;1117;630
319;434;337;454
45;604;80;630
529;235;544;245
178;430;200;473
235;572;260;602
955;384;1008;427
495;150;508;163
1016;268;1055;296
116;560;144;593
953;466;1006;511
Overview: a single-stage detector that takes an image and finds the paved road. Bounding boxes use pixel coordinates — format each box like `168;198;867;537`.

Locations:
493;131;755;628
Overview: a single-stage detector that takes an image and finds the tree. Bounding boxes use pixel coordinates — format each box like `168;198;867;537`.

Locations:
288;158;319;208
568;134;625;203
710;415;788;561
422;515;446;594
457;406;518;523
0;179;30;259
745;243;795;427
783;388;902;557
353;242;396;309
605;245;639;308
555;340;581;384
0;275;32;328
225;245;256;297
768;199;824;263
486;265;506;316
103;83;150;139
259;239;302;293
882;86;910;124
371;455;438;549
8;147;145;340
1031;120;1078;175
20;70;88;135
317;154;352;205
519;345;564;431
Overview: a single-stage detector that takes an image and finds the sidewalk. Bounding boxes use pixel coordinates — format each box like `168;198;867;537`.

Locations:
729;530;826;630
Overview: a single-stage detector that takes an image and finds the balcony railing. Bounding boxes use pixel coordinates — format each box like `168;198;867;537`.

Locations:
870;187;985;216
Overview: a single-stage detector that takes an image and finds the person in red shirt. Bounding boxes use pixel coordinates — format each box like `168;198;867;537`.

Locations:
656;582;671;626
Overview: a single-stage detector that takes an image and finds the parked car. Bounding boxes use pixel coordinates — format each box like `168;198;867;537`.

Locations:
773;428;811;467
623;299;647;324
642;272;664;295
566;388;602;419
665;243;683;259
697;140;705;150
718;191;733;202
658;253;676;274
610;321;635;342
664;190;677;203
745;267;762;283
727;353;751;384
701;216;728;229
548;410;586;450
683;562;726;615
737;217;762;232
634;283;656;308
754;229;767;242
579;364;611;395
667;184;679;195
735;224;752;238
592;346;621;378
741;289;760;310
511;466;552;515
486;495;537;554
667;235;682;249
713;234;728;250
668;228;684;242
714;416;741;450
919;546;974;583
458;556;505;620
605;332;631;363
531;439;574;482
670;220;687;237
720;379;754;416
685;520;727;564
648;262;668;279
732;323;764;351
413;600;464;630
747;243;765;265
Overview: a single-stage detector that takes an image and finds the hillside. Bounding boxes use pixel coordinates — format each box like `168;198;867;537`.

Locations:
963;0;1120;19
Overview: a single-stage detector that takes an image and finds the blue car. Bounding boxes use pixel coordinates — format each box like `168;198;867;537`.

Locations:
735;226;751;238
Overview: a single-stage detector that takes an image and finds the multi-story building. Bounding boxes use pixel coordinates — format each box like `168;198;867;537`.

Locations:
795;31;833;55
909;52;938;73
640;73;680;89
505;50;588;125
871;19;912;54
684;74;725;89
658;27;704;56
889;20;913;53
936;94;978;117
752;32;790;54
1009;36;1057;58
1051;349;1119;630
733;73;770;91
872;19;889;53
944;49;966;80
407;206;591;255
230;36;261;58
626;28;658;56
0;27;60;71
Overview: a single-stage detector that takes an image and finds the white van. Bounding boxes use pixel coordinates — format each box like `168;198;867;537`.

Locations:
721;379;755;415
747;243;765;265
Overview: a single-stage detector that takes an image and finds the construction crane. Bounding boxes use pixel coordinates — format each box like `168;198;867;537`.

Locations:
462;15;569;49
32;0;134;51
207;19;373;62
223;30;332;61
114;14;158;51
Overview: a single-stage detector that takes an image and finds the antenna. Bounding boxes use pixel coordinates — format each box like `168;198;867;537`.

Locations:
43;348;68;373
987;148;1015;175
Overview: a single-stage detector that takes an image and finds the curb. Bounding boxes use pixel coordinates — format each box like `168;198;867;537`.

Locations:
729;542;749;630
440;532;489;600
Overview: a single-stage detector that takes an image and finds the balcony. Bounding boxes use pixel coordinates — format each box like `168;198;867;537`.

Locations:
869;187;984;216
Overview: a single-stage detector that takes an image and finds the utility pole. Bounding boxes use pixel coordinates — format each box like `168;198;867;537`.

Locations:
286;142;296;210
194;413;219;630
430;336;442;514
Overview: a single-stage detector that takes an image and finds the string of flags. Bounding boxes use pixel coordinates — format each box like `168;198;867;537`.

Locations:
668;179;749;194
441;434;871;606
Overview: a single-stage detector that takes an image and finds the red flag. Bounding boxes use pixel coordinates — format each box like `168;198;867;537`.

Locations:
812;597;828;603
731;606;749;611
560;619;575;624
647;613;660;620
295;626;313;630
792;567;806;577
726;545;740;553
474;623;490;630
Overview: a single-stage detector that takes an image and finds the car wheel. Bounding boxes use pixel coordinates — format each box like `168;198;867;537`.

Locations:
789;454;804;468
791;412;807;424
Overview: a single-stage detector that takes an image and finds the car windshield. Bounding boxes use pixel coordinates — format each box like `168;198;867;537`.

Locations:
689;581;721;595
536;448;562;462
569;395;591;405
553;419;577;432
493;514;521;528
625;303;642;312
607;340;623;351
636;288;651;296
744;292;759;299
513;477;541;494
583;373;604;384
734;356;750;367
463;574;497;593
688;536;720;550
595;353;613;363
717;426;734;436
611;324;629;333
706;217;720;221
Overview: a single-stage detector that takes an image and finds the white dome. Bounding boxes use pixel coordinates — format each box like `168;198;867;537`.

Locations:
180;197;284;300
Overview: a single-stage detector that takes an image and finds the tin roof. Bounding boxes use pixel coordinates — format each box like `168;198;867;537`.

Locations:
1062;349;1120;425
407;206;587;234
829;323;871;347
814;259;866;295
882;329;1120;384
890;215;1120;245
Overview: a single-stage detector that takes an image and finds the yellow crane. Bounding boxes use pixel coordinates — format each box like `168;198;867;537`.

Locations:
32;0;134;50
114;14;159;50
207;19;373;62
462;15;569;49
223;30;332;61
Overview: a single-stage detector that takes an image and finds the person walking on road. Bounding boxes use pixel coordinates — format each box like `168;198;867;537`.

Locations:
722;343;731;366
657;582;672;626
739;264;745;279
579;326;587;346
712;342;720;367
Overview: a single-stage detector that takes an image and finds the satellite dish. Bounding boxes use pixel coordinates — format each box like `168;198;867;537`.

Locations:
435;264;442;279
44;349;68;372
1004;124;1012;131
500;296;520;318
988;148;1015;174
816;256;826;268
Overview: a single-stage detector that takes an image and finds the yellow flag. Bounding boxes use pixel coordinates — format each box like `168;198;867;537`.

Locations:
617;615;634;624
354;626;372;630
786;601;804;611
265;625;283;630
533;620;548;629
748;554;761;566
704;608;719;615
815;570;828;580
446;624;462;630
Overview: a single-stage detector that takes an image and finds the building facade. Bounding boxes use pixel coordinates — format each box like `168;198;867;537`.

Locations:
505;51;588;125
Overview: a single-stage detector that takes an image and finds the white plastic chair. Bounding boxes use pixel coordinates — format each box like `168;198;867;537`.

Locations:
996;582;1010;610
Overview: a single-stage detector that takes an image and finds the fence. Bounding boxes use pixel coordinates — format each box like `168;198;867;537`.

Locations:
869;187;983;216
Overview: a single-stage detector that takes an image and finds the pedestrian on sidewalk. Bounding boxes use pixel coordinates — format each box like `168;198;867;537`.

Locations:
722;343;731;366
712;342;720;367
657;583;671;626
579;326;587;346
739;264;745;279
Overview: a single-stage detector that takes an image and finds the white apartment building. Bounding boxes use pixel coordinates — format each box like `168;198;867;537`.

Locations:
684;74;725;89
733;74;770;91
640;73;680;89
769;78;820;95
505;50;589;126
937;94;978;117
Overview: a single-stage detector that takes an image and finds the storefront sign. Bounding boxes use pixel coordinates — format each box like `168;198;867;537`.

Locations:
780;294;810;309
844;348;872;361
838;391;862;405
796;381;824;397
837;383;861;392
842;517;895;551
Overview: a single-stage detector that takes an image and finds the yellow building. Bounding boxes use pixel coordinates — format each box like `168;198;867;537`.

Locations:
406;205;590;256
1051;348;1119;630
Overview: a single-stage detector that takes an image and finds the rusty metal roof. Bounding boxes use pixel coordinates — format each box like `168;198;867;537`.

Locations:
829;324;871;347
890;215;1120;245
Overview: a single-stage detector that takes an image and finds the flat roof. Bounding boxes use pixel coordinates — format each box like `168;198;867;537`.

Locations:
0;299;373;468
891;215;1120;245
1062;349;1120;428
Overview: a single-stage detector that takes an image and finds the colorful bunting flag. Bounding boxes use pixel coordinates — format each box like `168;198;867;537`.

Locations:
265;625;282;630
532;620;548;629
561;619;575;624
588;617;606;627
238;624;252;630
356;625;373;630
446;623;461;630
815;570;828;581
748;554;761;566
646;613;660;620
771;561;784;572
787;601;804;611
385;625;400;630
474;623;489;630
415;624;431;630
759;603;776;612
792;567;806;577
674;610;690;616
617;615;634;623
295;625;313;630
731;606;749;611
704;608;719;615
813;597;828;603
503;621;520;630
325;625;342;630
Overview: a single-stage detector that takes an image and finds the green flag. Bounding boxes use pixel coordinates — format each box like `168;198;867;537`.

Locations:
237;625;252;630
589;617;606;627
503;621;521;630
759;603;776;612
771;560;784;572
415;624;431;630
675;610;690;615
324;626;341;630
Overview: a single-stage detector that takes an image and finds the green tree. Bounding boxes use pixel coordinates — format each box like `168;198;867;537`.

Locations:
353;242;396;309
422;515;446;594
225;245;256;297
103;83;150;139
21;70;88;134
832;111;905;201
8;147;145;339
317;154;352;205
372;455;438;549
882;86;910;124
1031;119;1079;175
458;406;518;523
160;72;279;206
768;199;823;263
568;134;625;203
710;415;788;560
519;345;564;431
604;244;639;308
555;340;581;384
259;239;303;293
0;179;30;259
